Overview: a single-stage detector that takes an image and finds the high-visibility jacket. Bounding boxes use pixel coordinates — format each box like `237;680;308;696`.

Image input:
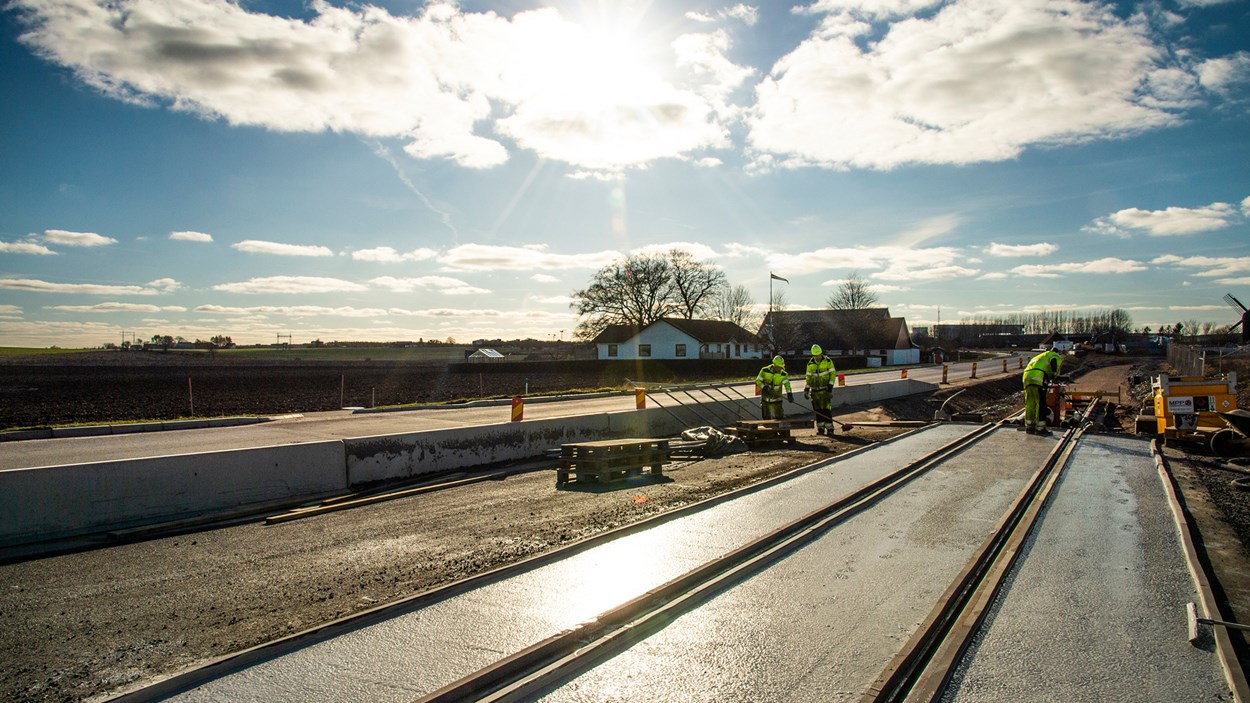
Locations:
756;365;792;402
1022;350;1062;387
806;355;836;391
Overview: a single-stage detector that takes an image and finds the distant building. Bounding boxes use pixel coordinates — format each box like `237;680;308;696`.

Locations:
467;348;506;362
758;308;920;366
592;318;766;360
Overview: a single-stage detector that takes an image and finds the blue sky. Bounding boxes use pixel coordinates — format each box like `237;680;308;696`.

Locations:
1;0;1248;347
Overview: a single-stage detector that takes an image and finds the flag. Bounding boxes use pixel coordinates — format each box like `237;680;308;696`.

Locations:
770;273;789;283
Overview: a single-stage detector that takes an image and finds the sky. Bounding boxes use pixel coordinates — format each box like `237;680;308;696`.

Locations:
1;0;1249;348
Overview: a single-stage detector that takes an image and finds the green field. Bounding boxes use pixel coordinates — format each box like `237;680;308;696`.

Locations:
0;347;96;357
213;346;475;362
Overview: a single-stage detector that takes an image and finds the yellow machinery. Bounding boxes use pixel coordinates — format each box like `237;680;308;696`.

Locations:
1144;373;1242;454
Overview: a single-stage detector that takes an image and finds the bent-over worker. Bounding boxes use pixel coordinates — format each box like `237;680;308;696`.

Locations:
756;355;794;420
1021;347;1064;436
804;344;837;434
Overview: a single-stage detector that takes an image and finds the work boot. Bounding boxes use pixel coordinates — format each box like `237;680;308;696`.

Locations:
1025;426;1037;435
1036;427;1052;436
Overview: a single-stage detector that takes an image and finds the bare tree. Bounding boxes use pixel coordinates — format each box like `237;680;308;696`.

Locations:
571;254;677;340
668;249;727;319
825;272;880;353
825;272;879;310
711;284;757;328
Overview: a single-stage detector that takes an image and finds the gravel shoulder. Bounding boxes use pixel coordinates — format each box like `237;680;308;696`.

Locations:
1;356;1246;702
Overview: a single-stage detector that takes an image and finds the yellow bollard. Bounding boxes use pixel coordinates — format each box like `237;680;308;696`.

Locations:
635;388;646;409
970;362;978;379
511;396;524;422
837;373;846;387
942;365;949;384
1002;359;1008;373
1019;357;1024;369
901;369;908;379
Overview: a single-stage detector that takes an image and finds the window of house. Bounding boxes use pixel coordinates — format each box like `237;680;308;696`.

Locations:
608;344;618;357
676;343;686;357
639;344;651;357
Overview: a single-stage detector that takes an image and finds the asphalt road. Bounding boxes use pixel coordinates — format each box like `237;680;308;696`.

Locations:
1;356;1021;471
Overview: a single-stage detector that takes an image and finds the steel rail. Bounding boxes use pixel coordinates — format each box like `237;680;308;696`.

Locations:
263;469;515;524
860;422;1084;703
669;386;741;426
412;422;1002;703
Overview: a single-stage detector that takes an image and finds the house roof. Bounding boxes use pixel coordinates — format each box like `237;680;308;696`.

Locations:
468;348;505;358
659;318;761;343
591;318;761;345
591;324;644;344
759;309;913;350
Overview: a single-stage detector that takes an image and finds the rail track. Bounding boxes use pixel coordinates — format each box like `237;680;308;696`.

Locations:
108;413;1243;703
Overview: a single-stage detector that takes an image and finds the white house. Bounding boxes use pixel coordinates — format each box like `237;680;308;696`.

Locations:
592;318;766;361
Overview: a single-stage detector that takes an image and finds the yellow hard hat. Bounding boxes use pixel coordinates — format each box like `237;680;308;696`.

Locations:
811;344;822;356
772;355;785;368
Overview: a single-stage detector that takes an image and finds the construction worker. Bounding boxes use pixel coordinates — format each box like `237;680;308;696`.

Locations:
1022;347;1064;435
804;344;837;435
756;355;794;420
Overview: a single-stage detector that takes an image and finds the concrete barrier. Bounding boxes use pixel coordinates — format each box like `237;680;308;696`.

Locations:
0;377;938;546
0;441;345;546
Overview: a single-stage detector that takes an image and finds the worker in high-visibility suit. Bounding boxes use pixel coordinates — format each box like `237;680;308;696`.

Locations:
804;344;837;435
756;355;794;420
1022;348;1064;435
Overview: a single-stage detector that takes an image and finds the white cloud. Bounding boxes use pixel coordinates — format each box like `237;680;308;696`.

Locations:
169;230;213;242
211;276;368;294
17;1;739;172
351;246;438;262
370;276;490;295
531;274;560;283
440;243;620;271
979;272;1009;280
749;0;1187;170
631;241;722;261
43;229;117;247
231;240;334;257
1152;254;1250;278
0;240;57;255
0;305;23;318
764;244;973;281
148;278;182;292
1197;52;1250;94
195;304;388;317
1010;258;1147;278
987;242;1058;257
672;29;755;115
46;302;186;313
0;278;165;295
1085;200;1243;237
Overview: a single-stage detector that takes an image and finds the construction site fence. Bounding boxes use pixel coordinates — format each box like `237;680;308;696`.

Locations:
1164;342;1250;377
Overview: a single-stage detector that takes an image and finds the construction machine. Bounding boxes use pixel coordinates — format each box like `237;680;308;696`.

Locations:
1137;373;1247;456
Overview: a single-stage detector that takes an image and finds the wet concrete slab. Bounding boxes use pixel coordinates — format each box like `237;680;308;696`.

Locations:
537;426;1056;702
942;433;1229;702
158;424;986;702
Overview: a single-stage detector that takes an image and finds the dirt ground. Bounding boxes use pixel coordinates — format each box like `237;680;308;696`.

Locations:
0;356;1246;702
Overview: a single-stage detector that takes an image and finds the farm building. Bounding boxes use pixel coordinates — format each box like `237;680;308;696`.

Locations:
592;318;766;361
759;308;920;366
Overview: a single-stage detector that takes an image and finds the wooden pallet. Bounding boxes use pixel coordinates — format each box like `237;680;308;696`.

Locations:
557;438;671;486
726;419;807;445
